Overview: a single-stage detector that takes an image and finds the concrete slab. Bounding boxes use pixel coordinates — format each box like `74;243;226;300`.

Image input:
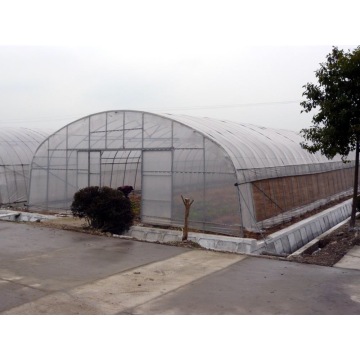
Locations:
0;221;191;312
346;246;360;258
334;246;360;270
4;250;244;315
2;220;360;314
129;257;360;315
0;278;46;313
334;258;360;270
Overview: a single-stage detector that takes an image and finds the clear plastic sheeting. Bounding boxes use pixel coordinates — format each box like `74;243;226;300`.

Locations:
0;128;51;206
28;111;356;236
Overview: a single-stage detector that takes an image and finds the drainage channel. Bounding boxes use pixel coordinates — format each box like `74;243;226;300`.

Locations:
287;217;351;258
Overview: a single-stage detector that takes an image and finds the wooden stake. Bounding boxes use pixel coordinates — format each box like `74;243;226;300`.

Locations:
181;195;194;241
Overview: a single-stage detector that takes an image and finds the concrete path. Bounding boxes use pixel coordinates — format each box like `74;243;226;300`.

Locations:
1;221;360;314
334;245;360;271
3;250;242;315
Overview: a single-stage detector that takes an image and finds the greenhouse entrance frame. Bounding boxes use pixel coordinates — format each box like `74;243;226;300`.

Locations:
142;149;173;225
75;147;174;225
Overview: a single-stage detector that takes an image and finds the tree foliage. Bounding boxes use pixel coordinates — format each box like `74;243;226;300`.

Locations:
300;46;360;226
71;186;134;234
300;46;360;159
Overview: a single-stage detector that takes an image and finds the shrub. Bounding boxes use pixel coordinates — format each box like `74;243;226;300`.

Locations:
71;186;134;234
117;185;134;198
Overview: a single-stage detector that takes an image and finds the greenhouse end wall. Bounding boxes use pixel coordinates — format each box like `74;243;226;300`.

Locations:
28;111;242;235
0;128;51;206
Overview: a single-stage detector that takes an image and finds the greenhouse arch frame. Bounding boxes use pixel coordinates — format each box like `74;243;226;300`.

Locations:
28;110;356;235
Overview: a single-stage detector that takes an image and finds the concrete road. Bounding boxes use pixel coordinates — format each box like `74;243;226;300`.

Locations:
1;221;360;314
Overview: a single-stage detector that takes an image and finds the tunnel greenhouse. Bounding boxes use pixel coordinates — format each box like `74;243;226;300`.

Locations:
28;110;356;236
0;128;51;206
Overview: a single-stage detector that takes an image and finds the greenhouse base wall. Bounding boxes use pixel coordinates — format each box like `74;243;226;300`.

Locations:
0;209;56;222
260;198;352;255
126;226;259;253
125;198;352;256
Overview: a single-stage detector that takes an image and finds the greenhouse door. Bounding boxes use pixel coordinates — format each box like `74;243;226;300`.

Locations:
77;151;101;189
142;150;172;224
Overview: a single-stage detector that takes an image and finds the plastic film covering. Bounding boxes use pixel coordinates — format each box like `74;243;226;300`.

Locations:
28;111;355;235
0;128;51;206
165;114;355;182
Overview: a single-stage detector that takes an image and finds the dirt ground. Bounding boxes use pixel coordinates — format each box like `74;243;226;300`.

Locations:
33;215;105;235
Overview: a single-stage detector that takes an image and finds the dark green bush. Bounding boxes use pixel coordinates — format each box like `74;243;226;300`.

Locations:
71;186;134;234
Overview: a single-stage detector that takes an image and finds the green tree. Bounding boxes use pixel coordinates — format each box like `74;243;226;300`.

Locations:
300;46;360;227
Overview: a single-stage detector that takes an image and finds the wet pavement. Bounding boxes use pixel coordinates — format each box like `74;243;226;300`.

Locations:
1;221;360;314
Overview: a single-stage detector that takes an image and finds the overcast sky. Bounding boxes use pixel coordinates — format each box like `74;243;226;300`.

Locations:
0;0;358;132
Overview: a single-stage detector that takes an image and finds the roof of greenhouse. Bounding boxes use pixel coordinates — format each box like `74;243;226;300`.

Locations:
0;127;52;167
161;113;352;171
34;110;353;173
